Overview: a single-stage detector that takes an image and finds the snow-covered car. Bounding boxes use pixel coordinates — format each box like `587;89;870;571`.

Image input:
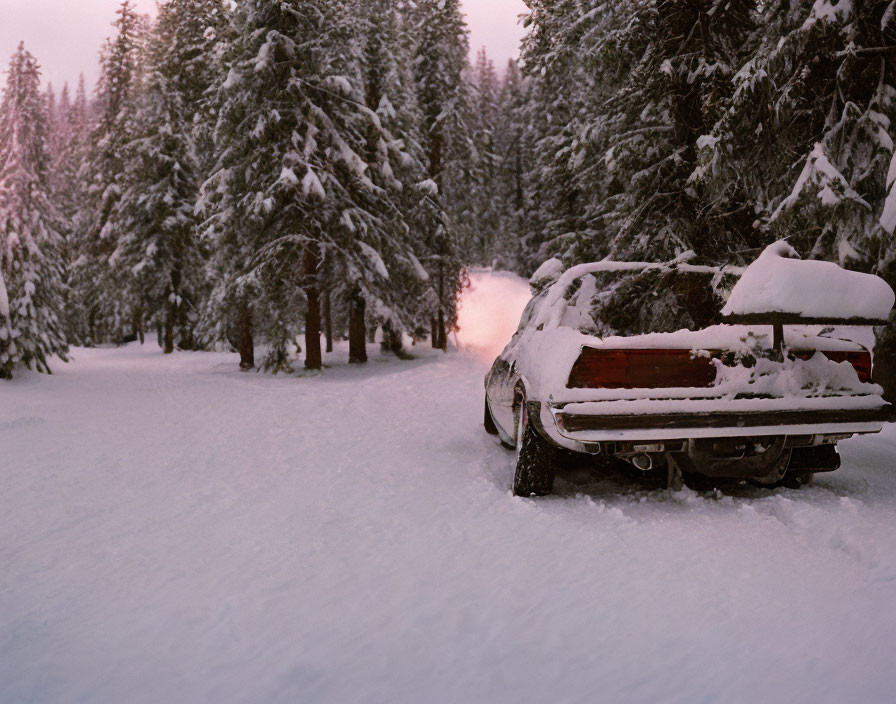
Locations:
485;242;896;496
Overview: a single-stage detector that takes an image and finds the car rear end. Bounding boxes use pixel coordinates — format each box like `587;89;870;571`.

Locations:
538;338;895;481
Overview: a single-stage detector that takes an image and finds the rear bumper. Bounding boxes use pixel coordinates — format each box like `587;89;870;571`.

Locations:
538;399;896;447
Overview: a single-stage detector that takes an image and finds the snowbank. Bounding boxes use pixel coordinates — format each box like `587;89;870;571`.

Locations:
4;272;896;703
722;241;894;321
5;331;896;703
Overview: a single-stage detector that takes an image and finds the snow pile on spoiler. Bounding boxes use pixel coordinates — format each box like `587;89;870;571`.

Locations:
722;241;895;321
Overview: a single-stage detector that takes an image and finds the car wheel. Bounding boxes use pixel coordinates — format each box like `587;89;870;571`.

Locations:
512;401;557;497
750;470;814;490
483;395;499;435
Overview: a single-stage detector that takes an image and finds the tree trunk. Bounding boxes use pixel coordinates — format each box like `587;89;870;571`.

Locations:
133;307;144;345
435;261;447;351
430;316;438;349
436;309;447;351
381;320;404;356
303;246;322;371
349;285;367;364
163;302;175;354
323;286;333;353
238;302;254;370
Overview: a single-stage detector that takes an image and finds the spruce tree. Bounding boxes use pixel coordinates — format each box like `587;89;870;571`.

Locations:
411;0;472;349
74;0;149;345
468;47;501;265
202;0;420;372
519;1;758;330
0;44;68;378
111;0;227;353
492;59;529;272
695;1;896;393
55;76;93;343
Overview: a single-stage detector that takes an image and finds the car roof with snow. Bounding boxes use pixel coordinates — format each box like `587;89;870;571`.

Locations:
526;242;895;341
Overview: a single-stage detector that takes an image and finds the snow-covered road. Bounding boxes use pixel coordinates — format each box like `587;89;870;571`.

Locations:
3;272;896;704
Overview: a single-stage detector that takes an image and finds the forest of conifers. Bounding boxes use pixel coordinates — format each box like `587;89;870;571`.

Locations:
2;1;896;381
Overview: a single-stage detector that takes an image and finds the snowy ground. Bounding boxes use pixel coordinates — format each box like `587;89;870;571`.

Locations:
3;271;896;704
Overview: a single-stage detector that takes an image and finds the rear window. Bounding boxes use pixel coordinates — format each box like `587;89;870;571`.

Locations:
558;268;737;337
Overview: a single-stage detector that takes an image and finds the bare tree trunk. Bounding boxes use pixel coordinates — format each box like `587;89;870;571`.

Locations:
303;246;322;371
163;298;176;354
133;307;144;345
156;323;163;349
435;262;447;351
323;286;333;353
349;285;367;364
238;302;254;370
430;316;438;349
436;309;446;350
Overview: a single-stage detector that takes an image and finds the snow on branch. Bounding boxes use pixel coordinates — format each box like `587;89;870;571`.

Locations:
802;0;854;31
882;151;896;234
0;264;9;319
770;142;870;222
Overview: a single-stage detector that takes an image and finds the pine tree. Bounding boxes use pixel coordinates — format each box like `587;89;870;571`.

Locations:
694;1;896;393
74;0;150;345
110;0;228;354
515;0;592;270
201;0;423;372
518;1;759;331
55;76;92;342
0;44;68;378
467;47;501;265
348;0;440;359
492;59;529;271
411;0;472;349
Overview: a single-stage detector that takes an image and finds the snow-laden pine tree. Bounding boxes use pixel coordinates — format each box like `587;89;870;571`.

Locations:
518;1;759;332
693;1;896;393
51;76;93;342
410;0;472;350
110;0;228;354
345;0;441;359
0;44;68;378
73;0;149;345
201;0;426;371
491;59;529;272
695;1;895;264
515;0;593;270
467;47;502;266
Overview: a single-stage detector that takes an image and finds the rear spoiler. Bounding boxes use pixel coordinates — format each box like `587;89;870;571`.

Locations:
721;313;886;358
722;313;889;326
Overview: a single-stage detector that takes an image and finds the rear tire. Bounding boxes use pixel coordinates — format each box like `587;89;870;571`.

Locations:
484;396;498;435
512;403;558;497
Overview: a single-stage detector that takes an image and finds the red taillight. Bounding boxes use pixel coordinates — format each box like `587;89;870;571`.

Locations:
793;350;873;383
567;348;717;389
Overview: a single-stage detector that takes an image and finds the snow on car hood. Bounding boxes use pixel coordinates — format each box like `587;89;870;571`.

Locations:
722;240;895;321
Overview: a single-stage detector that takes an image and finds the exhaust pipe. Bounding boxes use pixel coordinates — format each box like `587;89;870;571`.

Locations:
631;453;653;471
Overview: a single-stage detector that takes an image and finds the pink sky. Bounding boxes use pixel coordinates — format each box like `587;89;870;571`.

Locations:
0;0;528;93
